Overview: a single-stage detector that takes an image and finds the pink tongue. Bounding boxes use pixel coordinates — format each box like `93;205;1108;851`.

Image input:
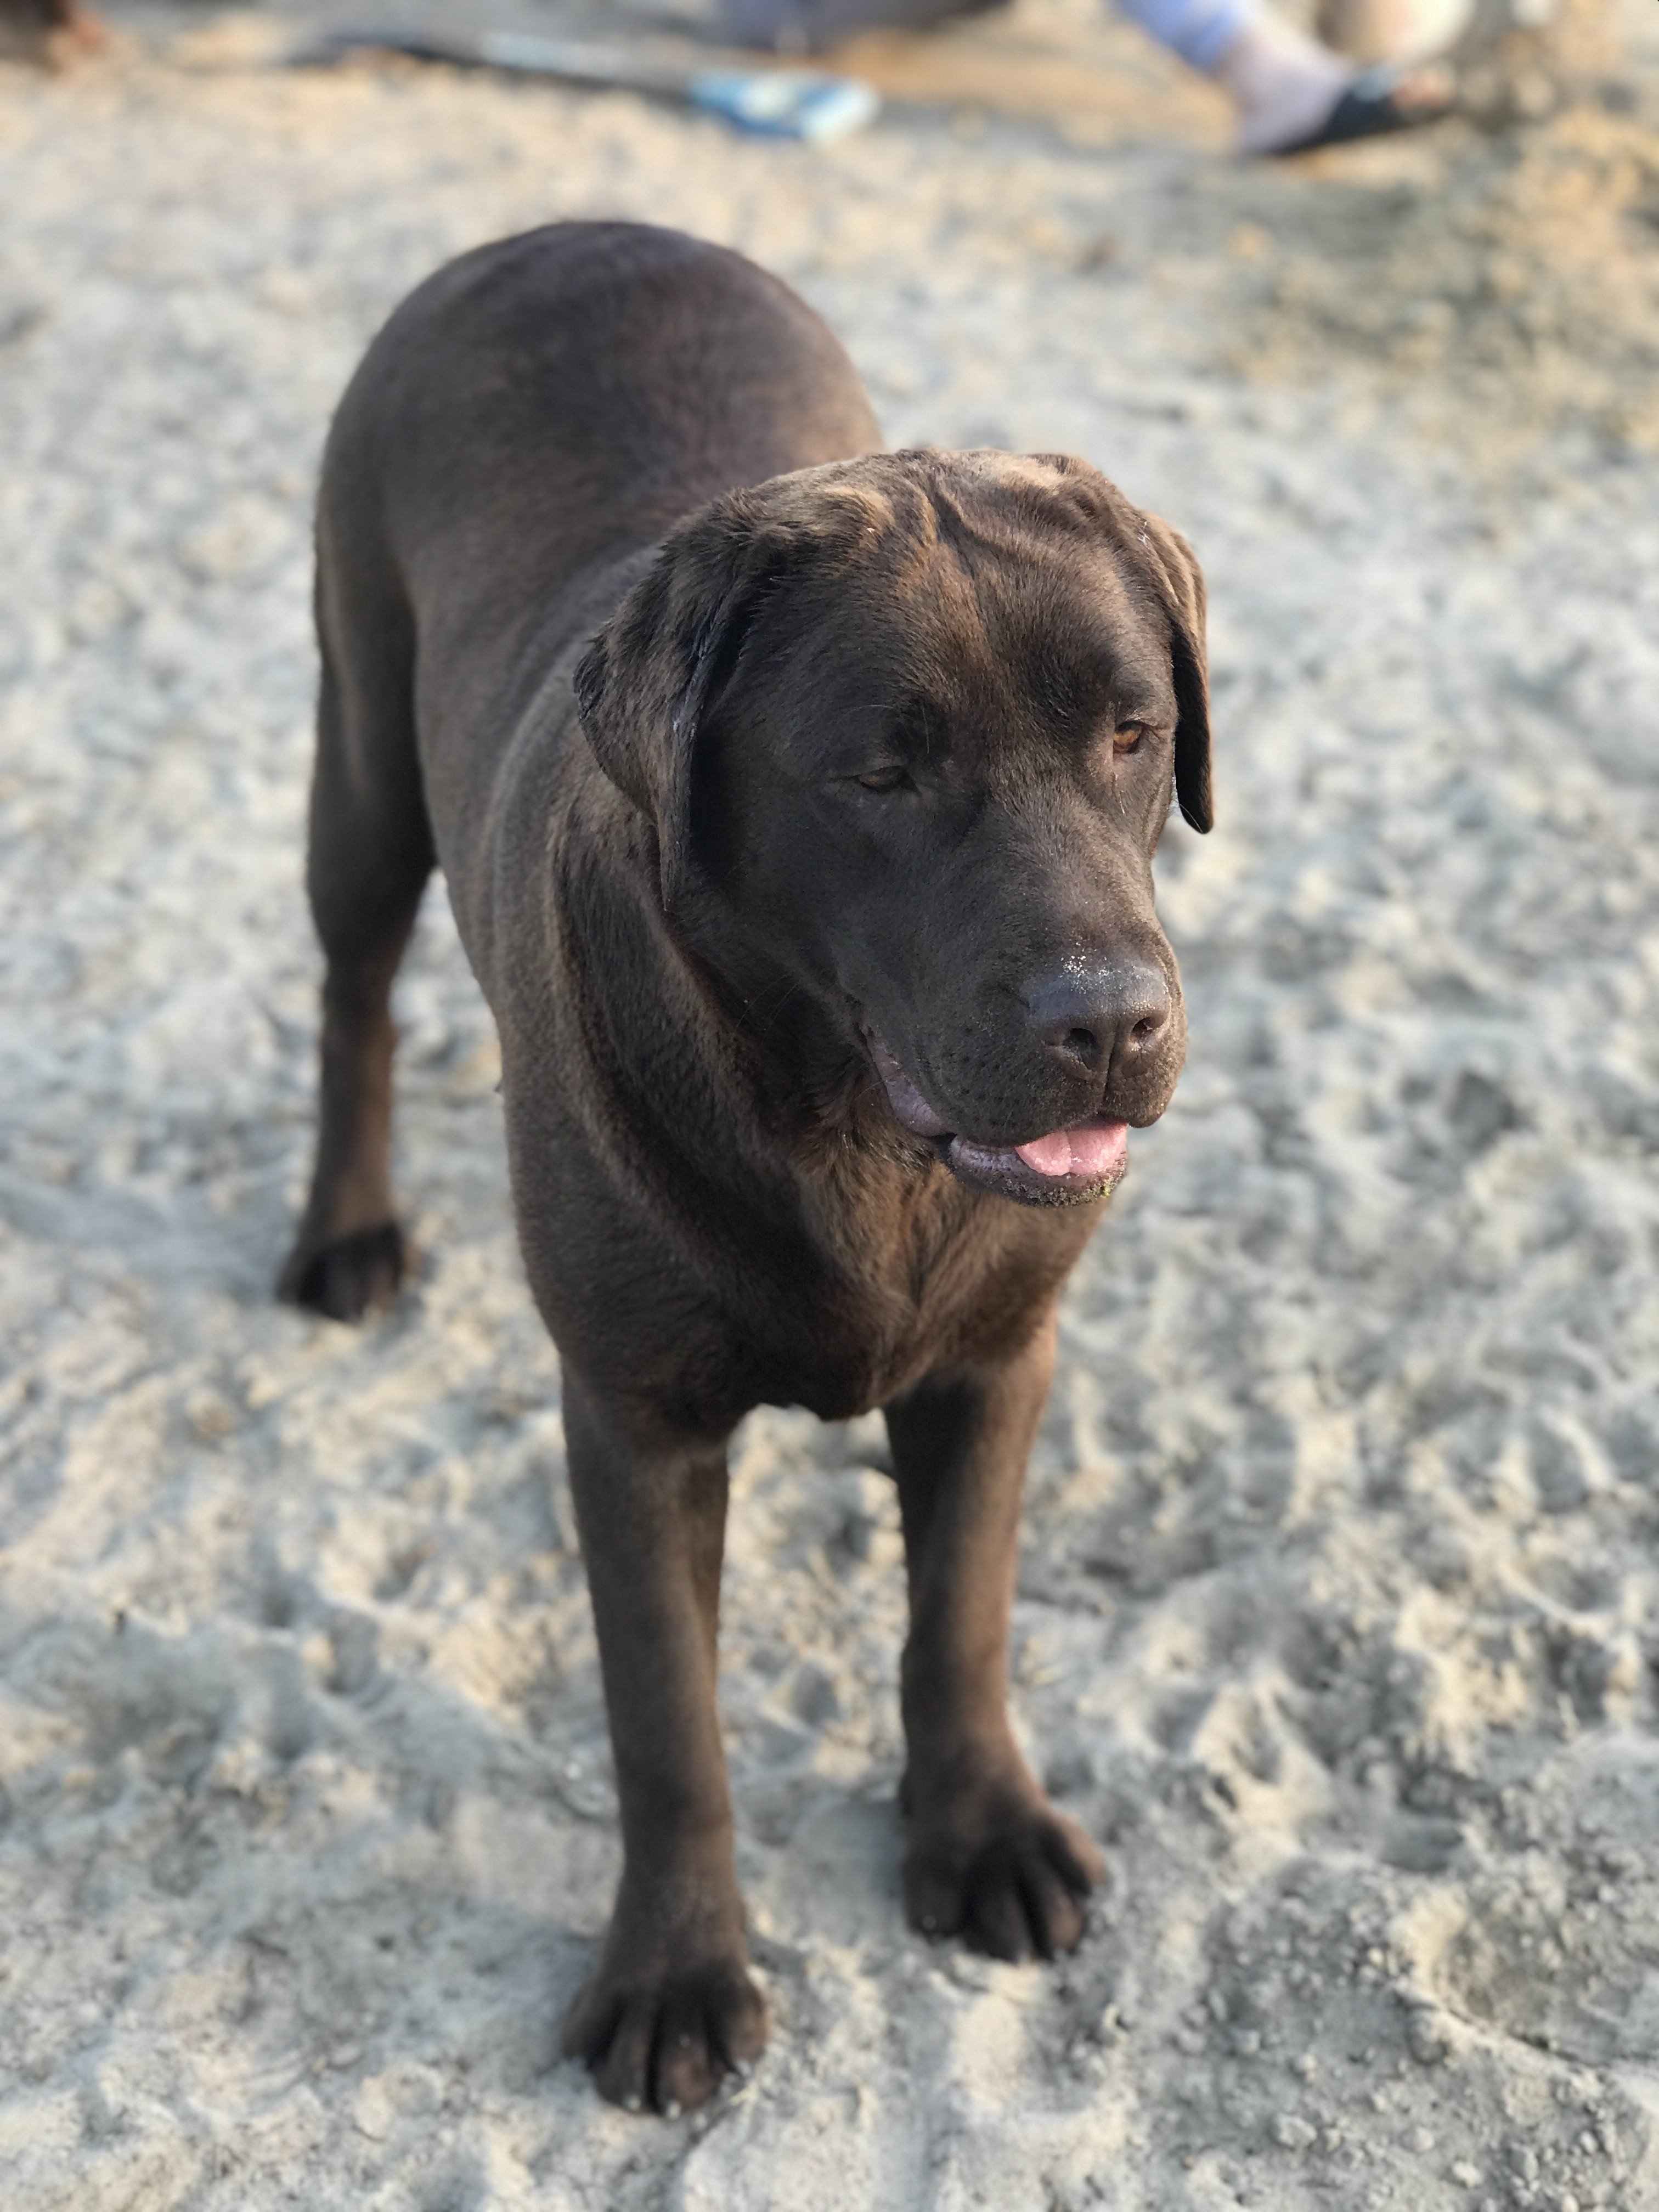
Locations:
1014;1119;1128;1180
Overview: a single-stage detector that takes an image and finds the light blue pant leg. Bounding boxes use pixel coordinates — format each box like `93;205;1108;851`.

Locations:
1112;0;1255;70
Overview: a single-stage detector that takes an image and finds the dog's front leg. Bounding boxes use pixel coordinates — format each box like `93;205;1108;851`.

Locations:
558;1371;766;2113
884;1310;1104;1960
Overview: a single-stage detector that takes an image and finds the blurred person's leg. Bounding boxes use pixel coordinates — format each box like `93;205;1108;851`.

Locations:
1115;0;1355;149
1207;5;1452;150
720;0;1451;155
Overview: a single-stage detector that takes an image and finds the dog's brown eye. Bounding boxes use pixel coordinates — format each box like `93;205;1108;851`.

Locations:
855;765;916;794
1113;722;1151;755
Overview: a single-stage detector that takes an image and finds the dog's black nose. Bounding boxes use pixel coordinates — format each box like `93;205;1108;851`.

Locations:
1026;961;1171;1076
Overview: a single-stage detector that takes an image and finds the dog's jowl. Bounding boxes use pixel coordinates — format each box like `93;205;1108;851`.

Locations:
281;221;1211;2114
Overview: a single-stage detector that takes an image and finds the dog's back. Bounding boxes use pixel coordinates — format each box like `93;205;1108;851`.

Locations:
309;222;881;979
332;227;878;747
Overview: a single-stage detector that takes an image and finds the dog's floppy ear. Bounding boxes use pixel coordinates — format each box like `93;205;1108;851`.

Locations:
1135;512;1212;835
1028;457;1214;834
574;498;793;909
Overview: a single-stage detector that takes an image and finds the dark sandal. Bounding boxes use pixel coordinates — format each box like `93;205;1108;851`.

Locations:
1272;61;1455;155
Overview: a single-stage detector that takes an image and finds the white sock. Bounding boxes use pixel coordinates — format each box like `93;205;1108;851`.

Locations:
1216;18;1353;155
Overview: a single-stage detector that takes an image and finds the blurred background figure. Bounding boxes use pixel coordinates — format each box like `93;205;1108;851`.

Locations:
0;0;104;63
721;0;1460;151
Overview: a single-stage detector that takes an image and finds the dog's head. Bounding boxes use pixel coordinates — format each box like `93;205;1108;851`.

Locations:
574;449;1209;1206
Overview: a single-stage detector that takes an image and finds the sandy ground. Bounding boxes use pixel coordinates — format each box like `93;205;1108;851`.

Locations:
3;3;1659;2205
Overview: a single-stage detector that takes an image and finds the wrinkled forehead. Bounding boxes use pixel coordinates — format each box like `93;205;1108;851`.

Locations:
750;489;1179;757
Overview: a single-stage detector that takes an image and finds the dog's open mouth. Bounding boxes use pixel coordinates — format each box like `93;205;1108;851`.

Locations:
867;1037;1127;1208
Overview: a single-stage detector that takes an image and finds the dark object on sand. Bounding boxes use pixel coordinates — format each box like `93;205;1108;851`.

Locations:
280;221;1210;2115
723;0;1006;50
0;0;103;63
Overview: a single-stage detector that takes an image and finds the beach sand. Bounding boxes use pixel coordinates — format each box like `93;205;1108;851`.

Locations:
3;4;1659;2203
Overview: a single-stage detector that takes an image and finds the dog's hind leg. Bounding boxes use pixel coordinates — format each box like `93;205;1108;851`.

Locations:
279;519;435;1322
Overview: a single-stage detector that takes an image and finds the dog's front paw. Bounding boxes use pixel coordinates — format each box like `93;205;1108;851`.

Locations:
904;1779;1104;1962
562;1943;766;2114
277;1222;408;1322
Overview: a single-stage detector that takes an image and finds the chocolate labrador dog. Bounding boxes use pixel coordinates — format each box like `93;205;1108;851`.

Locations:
280;221;1210;2115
